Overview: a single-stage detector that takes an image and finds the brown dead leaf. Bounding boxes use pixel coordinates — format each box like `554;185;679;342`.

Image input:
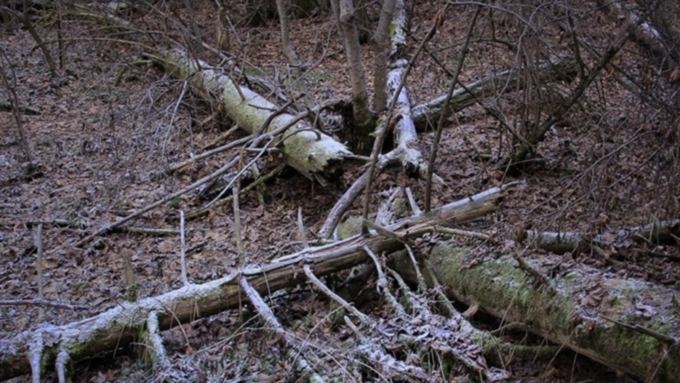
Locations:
670;67;680;84
433;9;445;31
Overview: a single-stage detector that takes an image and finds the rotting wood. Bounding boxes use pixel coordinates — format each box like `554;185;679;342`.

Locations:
394;242;680;382
0;185;509;381
154;49;351;180
384;0;445;183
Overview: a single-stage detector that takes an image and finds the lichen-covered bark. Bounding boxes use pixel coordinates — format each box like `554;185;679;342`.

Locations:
157;49;350;180
406;243;680;382
381;0;440;181
0;188;506;381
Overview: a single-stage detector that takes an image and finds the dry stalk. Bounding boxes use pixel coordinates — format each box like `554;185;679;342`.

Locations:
113;227;179;236
187;163;285;220
14;0;57;77
161;134;252;177
161;79;190;159
36;223;44;321
206;137;273;206
297;207;309;249
303;265;368;323
320;153;388;240
182;0;204;58
510;0;664;164
275;0;317;113
203;124;239;151
386;267;416;310
404;244;426;293
75;149;239;247
238;277;322;380
180;211;188;286
434;226;491;241
421;265;457;317
404;187;421;216
233;186;244;265
363;245;407;318
0;299;86;310
123;249;137;302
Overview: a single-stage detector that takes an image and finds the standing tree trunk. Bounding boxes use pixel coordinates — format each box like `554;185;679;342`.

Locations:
372;0;397;112
331;0;375;154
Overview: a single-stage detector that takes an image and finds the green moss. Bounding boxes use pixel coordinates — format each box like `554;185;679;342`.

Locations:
389;23;397;37
304;71;333;82
336;216;363;239
428;243;573;333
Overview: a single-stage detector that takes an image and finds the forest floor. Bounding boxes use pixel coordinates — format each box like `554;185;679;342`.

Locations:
1;1;679;382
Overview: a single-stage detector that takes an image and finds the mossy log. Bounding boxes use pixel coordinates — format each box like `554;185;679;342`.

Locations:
395;243;680;382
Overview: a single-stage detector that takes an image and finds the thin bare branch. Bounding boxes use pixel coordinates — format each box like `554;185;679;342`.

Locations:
425;6;480;212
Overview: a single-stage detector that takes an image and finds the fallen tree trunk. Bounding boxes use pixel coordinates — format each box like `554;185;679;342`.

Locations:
383;0;434;179
155;49;351;180
525;219;680;255
395;242;680;382
597;0;680;68
0;186;508;381
411;57;577;130
317;0;444;239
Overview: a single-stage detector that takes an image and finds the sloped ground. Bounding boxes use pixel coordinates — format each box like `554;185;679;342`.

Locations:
1;0;679;382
